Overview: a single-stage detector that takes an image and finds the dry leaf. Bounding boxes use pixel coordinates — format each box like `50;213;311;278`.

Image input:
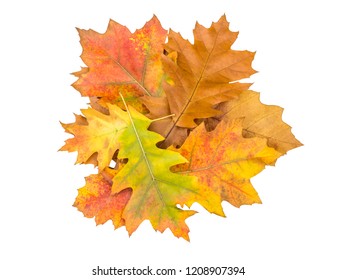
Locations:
205;90;303;154
142;15;255;147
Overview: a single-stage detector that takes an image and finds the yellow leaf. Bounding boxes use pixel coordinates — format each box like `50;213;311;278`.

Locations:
60;104;129;171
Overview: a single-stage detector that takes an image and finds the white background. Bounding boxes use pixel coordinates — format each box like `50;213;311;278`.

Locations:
1;0;336;279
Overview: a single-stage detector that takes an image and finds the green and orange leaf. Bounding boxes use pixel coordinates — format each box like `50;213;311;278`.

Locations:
112;102;224;240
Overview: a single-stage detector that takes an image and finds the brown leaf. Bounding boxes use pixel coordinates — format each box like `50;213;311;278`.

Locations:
205;90;303;154
142;15;255;147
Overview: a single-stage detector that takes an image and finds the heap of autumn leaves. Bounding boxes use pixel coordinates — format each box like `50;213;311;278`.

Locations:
60;15;301;241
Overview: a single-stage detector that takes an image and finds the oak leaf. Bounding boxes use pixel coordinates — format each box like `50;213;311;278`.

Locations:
73;167;132;228
142;15;255;147
73;16;167;112
112;103;224;240
60;104;130;171
173;119;282;207
61;113;88;133
205;90;303;154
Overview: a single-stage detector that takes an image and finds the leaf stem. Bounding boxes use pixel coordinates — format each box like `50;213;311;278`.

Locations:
151;114;175;123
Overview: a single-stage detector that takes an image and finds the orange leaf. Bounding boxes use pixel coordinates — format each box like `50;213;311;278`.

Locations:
73;168;132;228
173;119;282;207
73;16;167;111
61;113;88;134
